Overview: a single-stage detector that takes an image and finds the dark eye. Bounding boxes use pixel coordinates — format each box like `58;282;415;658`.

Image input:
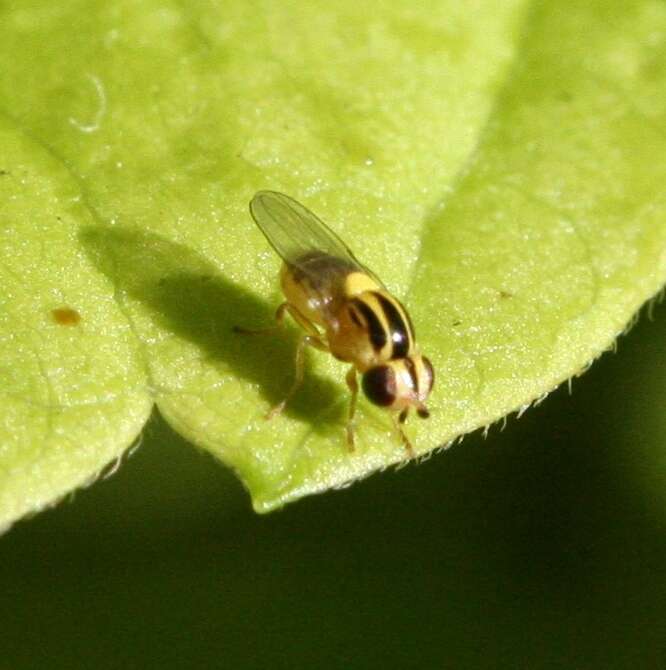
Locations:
422;356;434;393
362;366;396;407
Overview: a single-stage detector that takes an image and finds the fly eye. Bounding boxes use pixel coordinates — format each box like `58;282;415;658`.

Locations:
362;366;396;407
417;408;430;419
422;356;435;393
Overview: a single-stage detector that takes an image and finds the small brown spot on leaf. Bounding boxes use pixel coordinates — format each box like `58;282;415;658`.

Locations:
0;169;8;176
499;290;513;299
451;319;462;327
51;307;81;326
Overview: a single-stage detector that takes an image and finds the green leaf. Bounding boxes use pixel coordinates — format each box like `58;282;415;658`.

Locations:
1;0;665;518
0;116;152;530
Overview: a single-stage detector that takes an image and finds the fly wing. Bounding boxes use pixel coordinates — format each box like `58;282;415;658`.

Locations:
249;190;384;286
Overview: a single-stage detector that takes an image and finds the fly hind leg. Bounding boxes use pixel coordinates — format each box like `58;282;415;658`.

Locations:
234;302;321;339
232;302;290;336
234;302;327;420
266;333;328;420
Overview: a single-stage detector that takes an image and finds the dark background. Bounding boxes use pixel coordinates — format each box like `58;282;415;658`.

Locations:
1;301;664;669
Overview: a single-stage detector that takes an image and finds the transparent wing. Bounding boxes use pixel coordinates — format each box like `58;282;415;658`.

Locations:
249;190;383;285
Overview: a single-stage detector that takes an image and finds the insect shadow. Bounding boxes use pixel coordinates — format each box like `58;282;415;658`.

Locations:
79;225;343;429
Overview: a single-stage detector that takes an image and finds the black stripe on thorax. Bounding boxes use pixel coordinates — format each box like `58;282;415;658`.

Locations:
352;298;387;352
375;293;411;359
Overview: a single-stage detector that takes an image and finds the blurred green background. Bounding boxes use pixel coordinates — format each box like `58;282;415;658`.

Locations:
1;302;664;669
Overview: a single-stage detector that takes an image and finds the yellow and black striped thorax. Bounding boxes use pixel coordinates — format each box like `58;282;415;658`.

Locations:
347;290;415;361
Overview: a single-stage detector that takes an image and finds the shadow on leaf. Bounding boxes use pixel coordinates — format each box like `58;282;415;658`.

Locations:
80;226;343;429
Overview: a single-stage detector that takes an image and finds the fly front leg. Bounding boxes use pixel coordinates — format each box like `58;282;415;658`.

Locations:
392;413;416;459
345;367;359;452
266;333;328;420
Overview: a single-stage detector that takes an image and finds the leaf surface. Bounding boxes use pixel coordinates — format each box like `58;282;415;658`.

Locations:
0;0;664;516
0;117;151;529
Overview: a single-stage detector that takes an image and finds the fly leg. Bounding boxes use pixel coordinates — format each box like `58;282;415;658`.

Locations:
232;302;290;335
234;302;320;338
234;302;328;420
282;304;321;338
266;333;328;420
392;412;416;459
345;367;359;452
